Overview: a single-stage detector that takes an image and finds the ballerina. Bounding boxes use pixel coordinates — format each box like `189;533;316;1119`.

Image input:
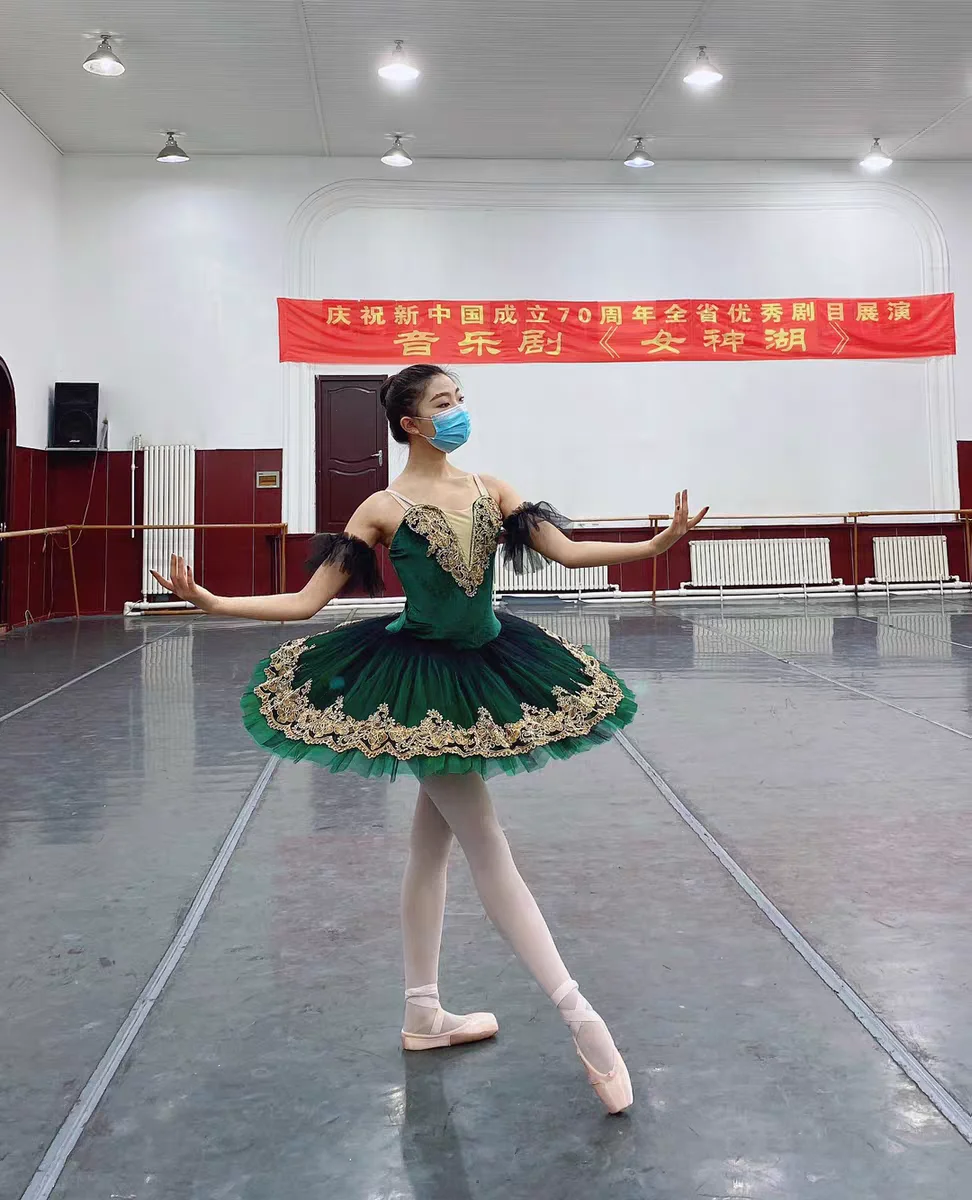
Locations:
152;362;706;1114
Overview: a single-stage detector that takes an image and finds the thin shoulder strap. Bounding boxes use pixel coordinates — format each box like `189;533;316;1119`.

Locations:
385;488;413;511
472;474;489;498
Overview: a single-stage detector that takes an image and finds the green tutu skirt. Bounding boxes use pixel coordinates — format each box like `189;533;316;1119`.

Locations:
241;612;637;780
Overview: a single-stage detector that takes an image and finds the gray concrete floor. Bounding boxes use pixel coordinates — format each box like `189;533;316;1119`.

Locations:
1;594;971;1199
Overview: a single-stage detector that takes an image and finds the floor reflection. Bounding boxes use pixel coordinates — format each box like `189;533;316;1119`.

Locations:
400;1052;475;1200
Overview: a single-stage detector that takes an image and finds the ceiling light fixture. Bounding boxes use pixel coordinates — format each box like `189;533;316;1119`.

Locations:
82;34;125;77
381;135;413;167
378;40;420;83
683;45;722;89
624;137;655;168
860;137;893;172
157;132;190;163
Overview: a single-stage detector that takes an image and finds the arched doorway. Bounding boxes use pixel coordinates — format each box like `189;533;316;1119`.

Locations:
0;357;16;628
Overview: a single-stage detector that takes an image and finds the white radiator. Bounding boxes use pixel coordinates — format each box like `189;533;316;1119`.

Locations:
141;444;196;598
493;551;612;595
687;539;834;588
870;536;953;584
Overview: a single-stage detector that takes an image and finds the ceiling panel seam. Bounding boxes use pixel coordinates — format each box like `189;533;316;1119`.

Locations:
892;93;972;156
609;0;717;159
296;0;330;155
0;85;62;154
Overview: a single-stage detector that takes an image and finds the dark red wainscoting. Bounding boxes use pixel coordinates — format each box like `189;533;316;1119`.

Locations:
5;447;49;625
45;451;144;618
4;449;284;625
194;450;283;599
4;443;972;628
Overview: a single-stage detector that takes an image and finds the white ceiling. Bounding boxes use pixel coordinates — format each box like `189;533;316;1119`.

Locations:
2;0;972;160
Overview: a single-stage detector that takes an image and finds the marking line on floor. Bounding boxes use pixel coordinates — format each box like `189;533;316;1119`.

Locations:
614;730;972;1146
695;619;972;743
19;756;280;1200
0;623;193;726
850;611;972;652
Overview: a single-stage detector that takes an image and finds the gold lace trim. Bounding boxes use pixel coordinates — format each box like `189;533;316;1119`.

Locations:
253;629;624;760
403;495;503;597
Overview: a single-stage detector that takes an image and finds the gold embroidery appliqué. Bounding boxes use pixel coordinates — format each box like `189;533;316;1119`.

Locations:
404;495;502;596
254;629;624;761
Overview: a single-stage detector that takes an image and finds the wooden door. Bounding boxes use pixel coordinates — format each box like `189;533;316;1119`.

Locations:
315;375;388;532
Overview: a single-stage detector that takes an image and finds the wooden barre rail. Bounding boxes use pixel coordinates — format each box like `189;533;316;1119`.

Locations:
0;522;289;538
0;525;73;539
4;514;969;539
573;509;972;524
2;514;970;619
66;523;290;531
0;522;288;621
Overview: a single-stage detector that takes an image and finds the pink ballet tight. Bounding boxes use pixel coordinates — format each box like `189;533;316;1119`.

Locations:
400;773;618;1074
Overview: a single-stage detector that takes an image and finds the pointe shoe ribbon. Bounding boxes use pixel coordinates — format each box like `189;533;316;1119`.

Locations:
551;979;633;1114
401;983;499;1051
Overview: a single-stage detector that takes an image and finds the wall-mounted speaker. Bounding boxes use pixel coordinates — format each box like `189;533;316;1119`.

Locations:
51;382;99;448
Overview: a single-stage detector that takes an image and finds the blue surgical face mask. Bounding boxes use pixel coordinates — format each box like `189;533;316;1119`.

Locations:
420;405;471;453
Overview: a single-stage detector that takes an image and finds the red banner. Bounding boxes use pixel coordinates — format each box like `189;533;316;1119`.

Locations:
278;294;955;365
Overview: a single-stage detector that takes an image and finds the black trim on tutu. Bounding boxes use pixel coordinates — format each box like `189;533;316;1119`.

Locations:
501;502;571;574
305;532;384;596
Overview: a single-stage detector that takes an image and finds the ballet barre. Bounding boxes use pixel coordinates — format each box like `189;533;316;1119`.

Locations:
0;522;289;621
3;512;970;618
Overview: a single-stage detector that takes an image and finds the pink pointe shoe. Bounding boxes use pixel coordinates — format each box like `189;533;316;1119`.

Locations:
551;979;633;1114
400;984;499;1051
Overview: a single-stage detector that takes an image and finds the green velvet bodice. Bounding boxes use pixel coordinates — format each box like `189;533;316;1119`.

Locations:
384;494;504;649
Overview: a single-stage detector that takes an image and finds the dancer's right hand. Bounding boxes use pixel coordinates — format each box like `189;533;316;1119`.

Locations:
150;554;219;613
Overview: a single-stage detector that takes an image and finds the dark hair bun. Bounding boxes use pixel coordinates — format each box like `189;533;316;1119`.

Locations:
379;364;456;445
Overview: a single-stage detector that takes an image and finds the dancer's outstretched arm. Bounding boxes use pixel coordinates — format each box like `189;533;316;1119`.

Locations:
149;495;385;621
483;476;708;569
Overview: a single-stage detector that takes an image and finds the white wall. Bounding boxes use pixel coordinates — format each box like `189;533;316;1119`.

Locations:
0;95;60;448
304;197;935;524
57;156;972;527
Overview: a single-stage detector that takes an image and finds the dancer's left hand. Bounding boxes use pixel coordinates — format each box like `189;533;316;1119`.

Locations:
663;490;708;545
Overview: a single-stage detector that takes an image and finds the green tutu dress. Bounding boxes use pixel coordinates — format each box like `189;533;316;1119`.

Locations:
241;477;636;780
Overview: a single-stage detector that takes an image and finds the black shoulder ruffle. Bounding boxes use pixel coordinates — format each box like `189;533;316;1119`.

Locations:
501;501;571;574
305;532;384;596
